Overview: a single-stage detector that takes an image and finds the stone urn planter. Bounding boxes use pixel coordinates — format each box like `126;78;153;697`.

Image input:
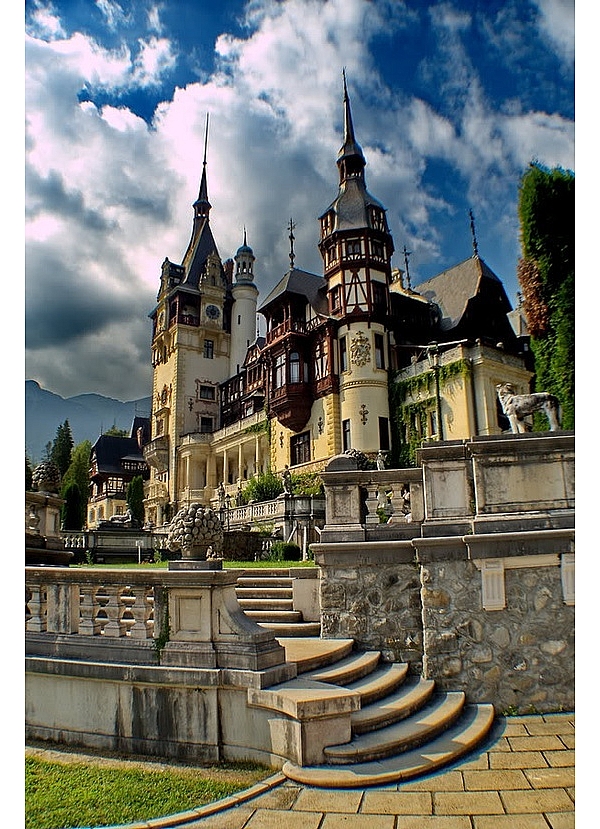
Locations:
166;503;224;568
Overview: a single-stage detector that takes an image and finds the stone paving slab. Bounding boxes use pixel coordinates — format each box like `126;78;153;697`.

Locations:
320;814;395;828
82;712;575;828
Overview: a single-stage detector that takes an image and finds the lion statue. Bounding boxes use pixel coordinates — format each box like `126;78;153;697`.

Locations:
496;383;561;433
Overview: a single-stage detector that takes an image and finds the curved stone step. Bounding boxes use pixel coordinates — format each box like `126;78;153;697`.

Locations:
351;677;436;734
245;610;304;623
345;663;409;707
238;598;294;611
259;621;321;637
324;692;466;764
236;587;293;599
282;704;495;787
306;651;381;686
236;578;293;588
276;638;355;672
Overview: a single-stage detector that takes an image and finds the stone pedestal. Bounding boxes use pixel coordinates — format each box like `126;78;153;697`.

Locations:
25;491;73;566
158;569;287;671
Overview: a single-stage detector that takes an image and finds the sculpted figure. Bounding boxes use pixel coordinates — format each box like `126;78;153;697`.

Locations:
282;465;293;495
496;383;561;433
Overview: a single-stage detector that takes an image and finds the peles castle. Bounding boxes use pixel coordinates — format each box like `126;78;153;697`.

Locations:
142;78;532;529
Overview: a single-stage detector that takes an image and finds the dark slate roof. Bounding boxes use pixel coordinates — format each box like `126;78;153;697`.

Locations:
180;217;221;288
413;256;509;332
91;434;146;475
258;268;328;315
320;178;385;232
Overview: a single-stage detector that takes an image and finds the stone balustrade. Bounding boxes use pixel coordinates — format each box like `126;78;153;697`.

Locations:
25;566;288;672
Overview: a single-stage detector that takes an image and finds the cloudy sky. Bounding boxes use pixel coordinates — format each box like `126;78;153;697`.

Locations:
24;0;575;402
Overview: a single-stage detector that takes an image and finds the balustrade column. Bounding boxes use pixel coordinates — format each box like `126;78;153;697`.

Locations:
128;587;153;640
26;584;47;633
364;482;382;524
79;585;102;635
102;586;127;637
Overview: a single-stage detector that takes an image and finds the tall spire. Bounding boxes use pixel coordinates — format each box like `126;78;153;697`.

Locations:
403;245;413;291
288;218;296;269
469;208;479;259
337;69;366;183
194;114;211;219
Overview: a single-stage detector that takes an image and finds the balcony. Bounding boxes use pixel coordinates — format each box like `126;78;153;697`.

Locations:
266;319;308;345
143;435;169;472
269;383;313;432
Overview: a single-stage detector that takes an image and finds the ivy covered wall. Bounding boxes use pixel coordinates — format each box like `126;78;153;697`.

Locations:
517;163;574;430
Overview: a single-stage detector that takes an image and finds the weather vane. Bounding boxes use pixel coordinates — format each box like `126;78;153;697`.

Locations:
469;209;479;258
288;217;296;269
403;245;412;291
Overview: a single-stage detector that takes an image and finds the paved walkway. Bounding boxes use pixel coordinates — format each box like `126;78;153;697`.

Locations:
138;712;574;829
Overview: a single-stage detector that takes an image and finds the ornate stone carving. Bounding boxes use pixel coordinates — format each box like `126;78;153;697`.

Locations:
350;331;371;366
32;461;61;494
496;383;561;433
167;503;223;561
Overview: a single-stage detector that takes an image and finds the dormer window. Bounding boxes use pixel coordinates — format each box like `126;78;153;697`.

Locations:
345;239;361;259
370;208;385;231
321;211;334;238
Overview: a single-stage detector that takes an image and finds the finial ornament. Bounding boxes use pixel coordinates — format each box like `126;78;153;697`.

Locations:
403;245;412;291
469;209;479;258
288;217;296;269
203;113;209;167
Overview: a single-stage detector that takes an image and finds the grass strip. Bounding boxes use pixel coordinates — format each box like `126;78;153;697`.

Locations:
25;755;270;829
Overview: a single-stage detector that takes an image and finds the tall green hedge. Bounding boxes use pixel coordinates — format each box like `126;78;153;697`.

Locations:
517;163;574;429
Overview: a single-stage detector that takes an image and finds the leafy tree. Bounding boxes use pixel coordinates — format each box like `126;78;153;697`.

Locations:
61;441;92;529
241;469;283;503
104;424;128;437
61;482;83;530
126;475;145;526
517;163;574;429
51;420;74;477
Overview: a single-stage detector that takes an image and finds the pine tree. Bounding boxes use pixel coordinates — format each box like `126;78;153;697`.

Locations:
51;420;74;478
126;476;145;526
517;163;574;429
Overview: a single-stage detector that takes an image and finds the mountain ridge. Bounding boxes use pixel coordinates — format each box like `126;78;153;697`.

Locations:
25;380;152;464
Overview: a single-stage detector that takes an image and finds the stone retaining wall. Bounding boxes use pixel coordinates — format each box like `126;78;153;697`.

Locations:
418;552;574;714
318;543;423;670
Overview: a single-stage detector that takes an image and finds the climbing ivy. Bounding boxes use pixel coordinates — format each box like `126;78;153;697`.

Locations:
517;163;574;429
244;417;271;445
389;359;472;466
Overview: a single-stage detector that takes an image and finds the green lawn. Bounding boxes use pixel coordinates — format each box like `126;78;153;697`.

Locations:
25;754;271;829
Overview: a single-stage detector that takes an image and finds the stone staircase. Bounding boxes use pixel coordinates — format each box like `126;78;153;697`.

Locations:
250;638;495;787
235;568;321;637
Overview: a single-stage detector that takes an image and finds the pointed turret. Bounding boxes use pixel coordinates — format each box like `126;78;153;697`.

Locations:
337;69;367;183
181;114;223;288
230;229;259;376
193;115;212;221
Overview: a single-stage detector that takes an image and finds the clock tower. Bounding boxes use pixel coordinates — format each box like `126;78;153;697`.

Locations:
145;117;231;520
